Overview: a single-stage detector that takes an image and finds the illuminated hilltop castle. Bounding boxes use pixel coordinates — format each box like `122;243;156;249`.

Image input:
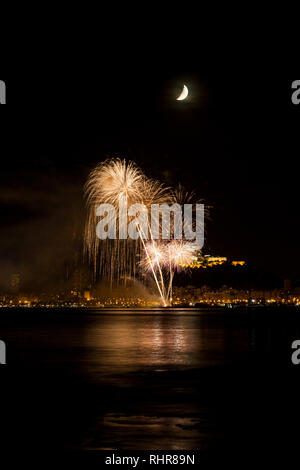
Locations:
181;253;246;269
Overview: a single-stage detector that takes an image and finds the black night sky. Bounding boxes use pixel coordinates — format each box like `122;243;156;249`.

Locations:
2;58;300;464
0;73;299;290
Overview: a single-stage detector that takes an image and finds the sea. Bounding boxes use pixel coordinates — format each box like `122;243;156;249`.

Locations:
0;307;300;462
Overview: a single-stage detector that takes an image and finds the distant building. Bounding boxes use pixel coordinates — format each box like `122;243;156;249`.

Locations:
84;290;91;301
10;273;20;293
181;254;247;269
205;256;227;265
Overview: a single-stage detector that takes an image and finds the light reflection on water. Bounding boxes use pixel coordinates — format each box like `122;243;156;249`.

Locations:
77;309;254;449
82;312;233;377
78;310;231;449
1;307;276;451
0;308;249;372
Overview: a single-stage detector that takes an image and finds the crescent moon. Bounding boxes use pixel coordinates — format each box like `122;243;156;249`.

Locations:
176;84;189;101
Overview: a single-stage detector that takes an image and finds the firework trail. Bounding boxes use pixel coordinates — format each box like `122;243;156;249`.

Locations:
140;240;198;305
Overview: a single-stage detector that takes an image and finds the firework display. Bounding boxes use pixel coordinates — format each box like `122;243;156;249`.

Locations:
84;158;201;305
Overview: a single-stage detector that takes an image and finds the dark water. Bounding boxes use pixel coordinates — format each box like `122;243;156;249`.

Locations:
1;307;300;458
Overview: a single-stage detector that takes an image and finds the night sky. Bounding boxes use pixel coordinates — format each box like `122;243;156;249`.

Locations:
0;72;299;290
